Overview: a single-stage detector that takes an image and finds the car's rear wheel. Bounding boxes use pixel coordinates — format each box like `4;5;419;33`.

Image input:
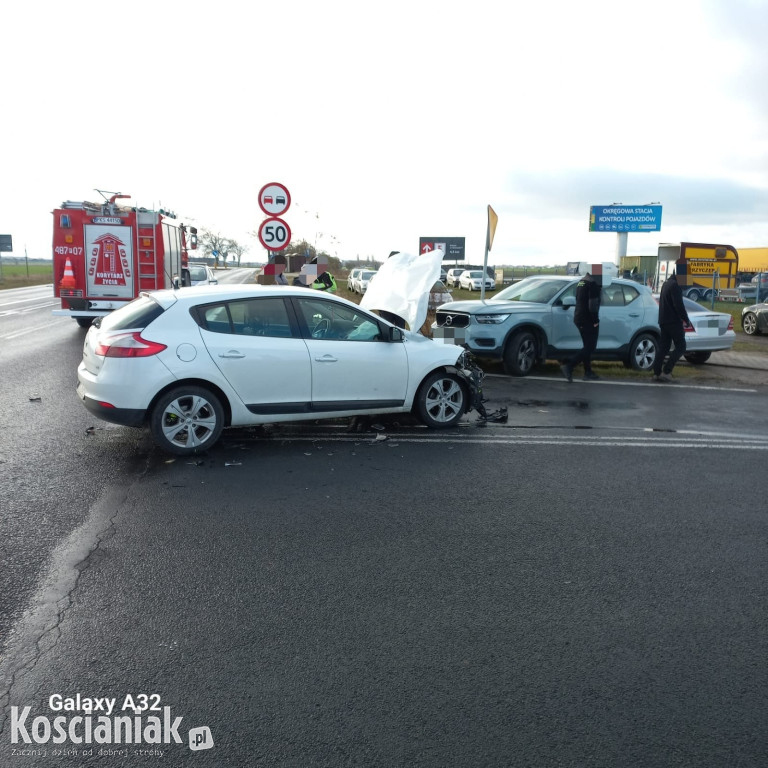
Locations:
684;351;711;364
742;311;760;335
503;330;537;376
150;386;224;456
75;317;94;328
628;332;658;371
416;372;466;428
687;289;700;301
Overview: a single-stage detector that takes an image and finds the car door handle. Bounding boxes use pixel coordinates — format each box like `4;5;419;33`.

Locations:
219;351;246;359
314;355;338;363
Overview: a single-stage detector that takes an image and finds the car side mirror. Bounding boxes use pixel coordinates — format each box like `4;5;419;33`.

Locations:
561;296;576;309
388;326;404;342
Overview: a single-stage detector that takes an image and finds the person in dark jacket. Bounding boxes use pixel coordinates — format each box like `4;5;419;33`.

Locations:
561;272;601;382
653;271;691;382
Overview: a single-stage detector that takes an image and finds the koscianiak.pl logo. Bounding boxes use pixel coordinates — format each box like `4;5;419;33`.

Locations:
8;693;214;758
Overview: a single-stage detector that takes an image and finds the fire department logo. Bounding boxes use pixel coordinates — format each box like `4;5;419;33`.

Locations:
88;233;131;286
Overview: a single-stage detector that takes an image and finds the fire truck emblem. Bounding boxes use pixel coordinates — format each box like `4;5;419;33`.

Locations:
88;233;131;285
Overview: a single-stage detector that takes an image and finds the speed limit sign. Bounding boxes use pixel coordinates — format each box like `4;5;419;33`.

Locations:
258;217;291;251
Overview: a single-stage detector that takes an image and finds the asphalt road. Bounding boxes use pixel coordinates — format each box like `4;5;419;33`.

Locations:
1;283;767;767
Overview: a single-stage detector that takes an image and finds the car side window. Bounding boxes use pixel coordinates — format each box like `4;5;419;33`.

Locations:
295;297;382;341
197;298;294;337
199;304;232;333
229;297;294;337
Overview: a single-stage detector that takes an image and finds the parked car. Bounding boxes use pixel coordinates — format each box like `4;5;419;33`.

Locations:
428;281;453;311
354;269;378;294
741;299;768;335
188;264;217;286
459;270;496;292
440;268;448;282
668;296;735;363
347;268;363;291
77;286;479;455
737;273;768;303
432;275;661;376
446;268;466;287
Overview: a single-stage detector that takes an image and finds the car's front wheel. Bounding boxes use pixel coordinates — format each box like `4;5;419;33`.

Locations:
416;372;466;428
503;330;537;376
742;311;760;335
684;351;711;364
150;386;225;455
628;332;658;371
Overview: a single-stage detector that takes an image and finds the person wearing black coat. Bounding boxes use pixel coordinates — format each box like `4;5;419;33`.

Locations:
560;272;601;382
653;272;691;382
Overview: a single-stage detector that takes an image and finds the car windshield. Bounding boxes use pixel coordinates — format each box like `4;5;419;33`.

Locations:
490;277;571;304
361;271;376;279
189;267;207;280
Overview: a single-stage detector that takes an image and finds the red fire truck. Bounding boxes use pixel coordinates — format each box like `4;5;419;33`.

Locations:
52;192;198;327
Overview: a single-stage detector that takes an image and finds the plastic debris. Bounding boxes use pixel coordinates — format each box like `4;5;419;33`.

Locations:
224;461;242;467
28;395;42;402
375;433;388;442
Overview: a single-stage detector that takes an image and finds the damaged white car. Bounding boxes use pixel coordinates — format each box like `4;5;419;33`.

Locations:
77;284;485;455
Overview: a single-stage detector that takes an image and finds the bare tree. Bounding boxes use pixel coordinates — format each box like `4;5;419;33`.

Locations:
197;229;231;268
227;240;247;267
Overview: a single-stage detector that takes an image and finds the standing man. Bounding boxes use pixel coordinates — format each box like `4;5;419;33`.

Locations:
561;272;601;382
653;270;691;382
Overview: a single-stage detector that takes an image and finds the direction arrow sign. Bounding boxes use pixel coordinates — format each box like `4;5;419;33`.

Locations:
258;217;292;251
258;182;291;217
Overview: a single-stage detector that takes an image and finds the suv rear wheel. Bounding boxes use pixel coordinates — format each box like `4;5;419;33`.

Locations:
503;330;537;376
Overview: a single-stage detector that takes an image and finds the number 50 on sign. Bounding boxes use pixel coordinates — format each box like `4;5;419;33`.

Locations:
258;217;291;251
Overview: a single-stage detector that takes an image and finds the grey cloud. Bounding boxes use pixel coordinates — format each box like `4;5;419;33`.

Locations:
505;168;768;225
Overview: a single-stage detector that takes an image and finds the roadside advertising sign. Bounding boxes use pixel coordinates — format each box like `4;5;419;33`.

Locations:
419;236;465;260
589;205;662;232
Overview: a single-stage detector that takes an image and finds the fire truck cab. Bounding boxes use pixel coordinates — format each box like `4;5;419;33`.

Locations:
52;193;197;327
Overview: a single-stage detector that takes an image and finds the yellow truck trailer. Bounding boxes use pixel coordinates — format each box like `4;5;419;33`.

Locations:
656;242;739;300
735;247;768;274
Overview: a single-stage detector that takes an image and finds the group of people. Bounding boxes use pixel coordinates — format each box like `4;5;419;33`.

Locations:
560;270;691;383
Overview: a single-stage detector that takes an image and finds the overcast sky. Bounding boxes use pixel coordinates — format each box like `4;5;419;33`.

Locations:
2;0;766;267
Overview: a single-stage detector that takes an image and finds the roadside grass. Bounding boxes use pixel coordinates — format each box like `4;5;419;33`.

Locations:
0;263;54;289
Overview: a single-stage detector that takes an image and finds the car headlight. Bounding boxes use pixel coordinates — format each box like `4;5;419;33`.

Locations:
476;314;510;324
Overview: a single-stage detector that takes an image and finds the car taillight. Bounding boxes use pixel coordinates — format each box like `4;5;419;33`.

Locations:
727;317;734;330
94;332;167;358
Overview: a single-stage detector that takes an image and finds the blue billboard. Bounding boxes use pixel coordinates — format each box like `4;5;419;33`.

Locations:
589;205;662;233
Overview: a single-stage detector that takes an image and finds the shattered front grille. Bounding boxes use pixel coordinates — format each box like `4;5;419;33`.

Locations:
435;310;470;328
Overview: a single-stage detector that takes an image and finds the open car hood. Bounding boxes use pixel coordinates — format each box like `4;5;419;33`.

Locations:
360;250;443;330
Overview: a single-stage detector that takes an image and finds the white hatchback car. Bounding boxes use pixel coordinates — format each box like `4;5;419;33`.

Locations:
77;286;478;455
